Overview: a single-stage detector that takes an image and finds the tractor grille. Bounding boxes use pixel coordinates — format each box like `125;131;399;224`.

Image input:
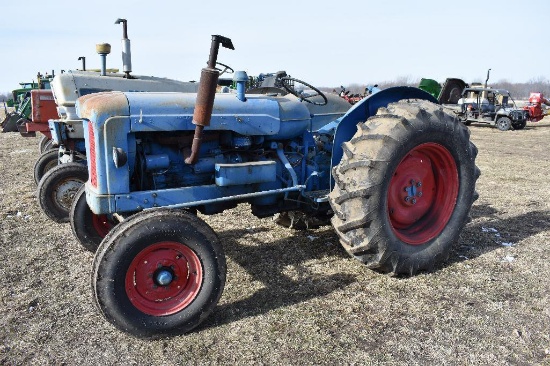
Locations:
88;123;97;188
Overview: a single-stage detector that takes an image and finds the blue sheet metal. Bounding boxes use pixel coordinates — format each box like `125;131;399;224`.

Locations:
331;86;438;178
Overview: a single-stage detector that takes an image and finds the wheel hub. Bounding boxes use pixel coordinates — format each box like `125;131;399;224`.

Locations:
387;143;458;245
125;241;202;316
54;179;84;209
154;268;174;286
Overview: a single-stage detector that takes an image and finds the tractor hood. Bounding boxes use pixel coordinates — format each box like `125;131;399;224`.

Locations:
76;91;318;139
52;70;199;120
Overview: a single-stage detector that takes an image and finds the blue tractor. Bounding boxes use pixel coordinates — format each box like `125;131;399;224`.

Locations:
70;35;479;338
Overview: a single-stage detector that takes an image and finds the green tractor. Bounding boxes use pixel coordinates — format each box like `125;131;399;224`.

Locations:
1;72;54;133
418;78;468;105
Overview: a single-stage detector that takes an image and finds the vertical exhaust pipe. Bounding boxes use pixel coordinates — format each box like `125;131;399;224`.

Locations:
115;18;132;78
484;68;491;88
96;43;111;76
185;35;234;165
78;56;86;71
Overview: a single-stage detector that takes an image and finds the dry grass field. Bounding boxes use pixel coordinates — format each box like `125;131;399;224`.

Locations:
1;106;549;365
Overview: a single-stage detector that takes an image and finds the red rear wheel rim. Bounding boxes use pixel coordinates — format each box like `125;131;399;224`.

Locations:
387;143;458;245
125;241;203;316
92;214;114;238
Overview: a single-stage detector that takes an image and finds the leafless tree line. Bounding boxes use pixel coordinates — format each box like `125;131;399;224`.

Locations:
329;76;550;99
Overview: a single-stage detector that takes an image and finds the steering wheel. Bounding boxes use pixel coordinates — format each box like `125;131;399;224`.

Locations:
280;77;328;106
215;62;234;76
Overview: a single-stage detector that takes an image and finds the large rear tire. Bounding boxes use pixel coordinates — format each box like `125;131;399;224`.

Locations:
92;209;226;338
37;163;88;223
328;100;479;275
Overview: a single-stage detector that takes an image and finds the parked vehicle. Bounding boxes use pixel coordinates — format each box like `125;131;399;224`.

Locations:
524;92;549;122
1;72;54;133
456;87;528;130
35;18;200;223
70;35;479;338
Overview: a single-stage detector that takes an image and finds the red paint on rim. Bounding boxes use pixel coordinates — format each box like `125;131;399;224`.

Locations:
92;214;114;238
125;241;202;316
387;143;458;245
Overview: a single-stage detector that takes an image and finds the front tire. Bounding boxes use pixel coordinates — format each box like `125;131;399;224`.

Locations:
329;100;479;275
92;209;226;338
496;116;512;131
33;150;59;185
38;135;53;154
70;186;117;252
37;163;88;223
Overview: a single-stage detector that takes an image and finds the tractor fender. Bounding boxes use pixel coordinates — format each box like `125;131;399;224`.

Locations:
330;86;437;176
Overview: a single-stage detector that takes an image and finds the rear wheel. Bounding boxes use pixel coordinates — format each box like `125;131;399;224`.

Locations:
329;100;479;275
33;149;59;185
496;116;512;131
70;186;117;252
512;120;526;130
37;163;88;223
92;209;226;338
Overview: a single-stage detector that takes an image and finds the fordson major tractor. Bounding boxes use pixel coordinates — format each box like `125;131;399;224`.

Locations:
35;18;200;223
70;35;479;338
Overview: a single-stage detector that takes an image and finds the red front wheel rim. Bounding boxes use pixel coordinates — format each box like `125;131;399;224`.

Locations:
125;241;203;316
92;214;114;238
387;143;459;245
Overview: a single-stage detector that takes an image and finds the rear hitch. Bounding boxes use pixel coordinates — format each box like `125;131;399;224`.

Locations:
185;35;234;165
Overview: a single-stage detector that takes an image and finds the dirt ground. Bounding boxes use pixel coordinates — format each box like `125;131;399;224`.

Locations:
1;108;549;365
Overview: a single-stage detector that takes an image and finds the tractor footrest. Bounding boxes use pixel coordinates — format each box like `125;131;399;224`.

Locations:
303;189;330;203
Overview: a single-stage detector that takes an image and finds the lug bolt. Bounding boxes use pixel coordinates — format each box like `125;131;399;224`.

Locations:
410;179;415;184
404;196;410;202
418;192;423;197
416;182;422;187
412;198;417;204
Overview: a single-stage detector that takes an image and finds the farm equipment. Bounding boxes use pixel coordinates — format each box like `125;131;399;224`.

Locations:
337;85;381;105
70;35;479;338
523;92;549;122
418;78;467;104
1;73;54;133
456;87;528;130
15;90;59;140
35;18;201;223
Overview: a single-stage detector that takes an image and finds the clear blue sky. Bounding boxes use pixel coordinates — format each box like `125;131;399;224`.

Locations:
0;0;548;93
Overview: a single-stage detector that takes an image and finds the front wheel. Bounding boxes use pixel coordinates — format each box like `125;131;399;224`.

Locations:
496;116;512;131
70;186;117;252
38;135;53;154
329;100;479;275
33;149;58;185
92;209;226;338
37;163;88;223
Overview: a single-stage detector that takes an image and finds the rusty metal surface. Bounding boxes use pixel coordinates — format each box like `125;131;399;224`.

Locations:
31;90;58;123
76;91;129;122
193;68;219;127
